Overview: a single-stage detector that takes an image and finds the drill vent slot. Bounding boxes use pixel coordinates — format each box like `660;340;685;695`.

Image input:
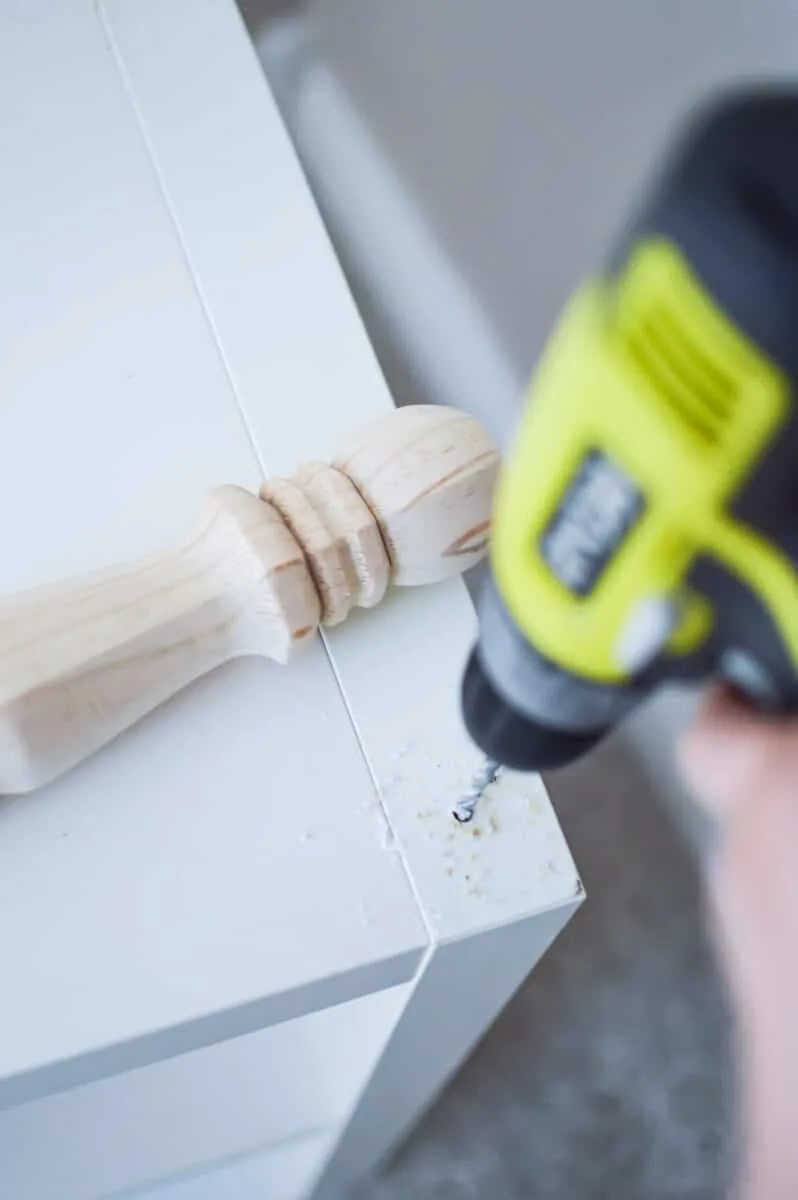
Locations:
616;300;739;446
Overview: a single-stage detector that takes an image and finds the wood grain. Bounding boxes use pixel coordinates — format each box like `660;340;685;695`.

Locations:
0;406;498;793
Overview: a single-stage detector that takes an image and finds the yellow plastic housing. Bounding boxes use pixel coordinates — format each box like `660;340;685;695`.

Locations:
492;238;794;682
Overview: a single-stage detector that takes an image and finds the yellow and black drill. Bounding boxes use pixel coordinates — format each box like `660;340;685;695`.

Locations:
462;85;798;772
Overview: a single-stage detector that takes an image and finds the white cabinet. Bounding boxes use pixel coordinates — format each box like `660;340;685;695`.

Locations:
0;2;581;1196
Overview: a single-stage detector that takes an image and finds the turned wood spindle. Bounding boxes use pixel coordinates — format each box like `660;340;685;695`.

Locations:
0;405;498;794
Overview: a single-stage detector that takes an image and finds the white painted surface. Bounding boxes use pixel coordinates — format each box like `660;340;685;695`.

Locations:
0;988;406;1199
136;1132;334;1200
102;0;393;475
0;1;581;1196
313;903;580;1198
100;0;581;945
317;582;581;1192
327;582;581;940
0;0;425;1103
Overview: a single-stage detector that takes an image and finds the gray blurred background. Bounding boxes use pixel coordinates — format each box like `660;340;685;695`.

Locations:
237;4;798;1194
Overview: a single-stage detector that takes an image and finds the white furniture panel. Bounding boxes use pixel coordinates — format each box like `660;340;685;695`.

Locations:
137;1133;335;1200
101;0;393;475
0;1;582;1197
0;0;426;1109
0;988;406;1198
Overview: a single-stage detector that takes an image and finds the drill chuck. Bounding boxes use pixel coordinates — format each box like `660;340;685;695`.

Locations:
462;577;639;769
462;649;606;770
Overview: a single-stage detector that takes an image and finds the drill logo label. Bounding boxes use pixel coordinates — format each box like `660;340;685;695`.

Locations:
541;450;643;596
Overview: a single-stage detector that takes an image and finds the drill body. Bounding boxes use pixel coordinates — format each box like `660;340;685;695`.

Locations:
464;87;798;771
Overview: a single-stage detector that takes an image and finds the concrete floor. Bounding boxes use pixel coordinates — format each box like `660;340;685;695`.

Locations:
357;736;736;1199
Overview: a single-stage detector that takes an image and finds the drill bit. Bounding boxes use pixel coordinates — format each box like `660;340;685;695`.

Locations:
452;756;502;823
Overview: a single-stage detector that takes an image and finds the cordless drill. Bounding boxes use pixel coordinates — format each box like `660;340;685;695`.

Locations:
462;86;798;772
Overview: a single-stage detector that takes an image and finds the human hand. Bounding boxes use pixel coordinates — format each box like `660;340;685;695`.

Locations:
680;687;798;1200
